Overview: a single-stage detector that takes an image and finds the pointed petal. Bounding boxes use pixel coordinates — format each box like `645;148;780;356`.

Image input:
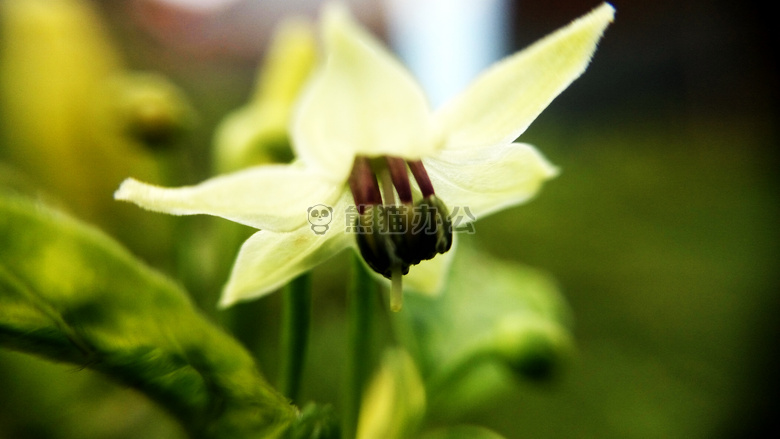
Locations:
434;3;614;151
115;165;344;232
219;194;355;307
424;142;558;221
292;4;433;179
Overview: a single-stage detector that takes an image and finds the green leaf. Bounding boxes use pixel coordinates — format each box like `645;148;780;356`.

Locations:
0;194;295;439
394;240;574;414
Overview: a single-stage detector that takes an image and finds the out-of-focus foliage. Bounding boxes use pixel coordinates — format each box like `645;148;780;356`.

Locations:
213;18;317;173
420;426;508;439
468;111;779;438
356;348;426;439
0;0;194;264
394;242;574;418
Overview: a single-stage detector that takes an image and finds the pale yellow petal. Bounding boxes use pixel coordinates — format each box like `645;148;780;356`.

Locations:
434;3;614;152
424;142;558;221
115;165;343;232
292;3;433;179
218;193;354;307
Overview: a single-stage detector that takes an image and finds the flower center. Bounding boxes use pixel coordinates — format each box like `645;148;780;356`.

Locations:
348;156;453;310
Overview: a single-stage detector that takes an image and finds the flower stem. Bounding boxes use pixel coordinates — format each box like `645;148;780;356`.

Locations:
344;253;375;439
279;273;312;404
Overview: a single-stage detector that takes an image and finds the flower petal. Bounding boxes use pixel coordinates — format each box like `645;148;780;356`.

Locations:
219;194;355;307
114;164;343;232
433;3;614;152
292;4;433;180
424;142;558;222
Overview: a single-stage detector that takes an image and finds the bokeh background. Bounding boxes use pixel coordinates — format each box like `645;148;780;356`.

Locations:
1;0;777;438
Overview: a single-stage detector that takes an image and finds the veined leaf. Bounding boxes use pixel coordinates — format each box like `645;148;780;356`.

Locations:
0;194;295;439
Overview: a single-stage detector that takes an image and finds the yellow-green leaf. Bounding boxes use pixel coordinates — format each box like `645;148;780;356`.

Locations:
0;194;295;439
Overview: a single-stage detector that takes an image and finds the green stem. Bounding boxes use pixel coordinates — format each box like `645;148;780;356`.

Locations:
279;273;312;404
344;254;375;439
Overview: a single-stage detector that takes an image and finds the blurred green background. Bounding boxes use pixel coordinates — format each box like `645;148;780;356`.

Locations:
1;0;777;438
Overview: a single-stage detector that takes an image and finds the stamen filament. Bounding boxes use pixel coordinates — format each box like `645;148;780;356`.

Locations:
407;160;435;198
348;156;383;214
385;156;413;204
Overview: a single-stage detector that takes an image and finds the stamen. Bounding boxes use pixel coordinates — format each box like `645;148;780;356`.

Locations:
385;156;413;204
348;156;382;214
348;154;451;309
390;265;403;312
407;160;435;198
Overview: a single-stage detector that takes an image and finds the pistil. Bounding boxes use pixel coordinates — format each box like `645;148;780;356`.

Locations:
390;265;404;312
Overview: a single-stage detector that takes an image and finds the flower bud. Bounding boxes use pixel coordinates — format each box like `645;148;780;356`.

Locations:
109;73;196;149
493;315;573;380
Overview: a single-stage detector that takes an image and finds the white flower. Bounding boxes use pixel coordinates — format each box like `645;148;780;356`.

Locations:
115;3;615;308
